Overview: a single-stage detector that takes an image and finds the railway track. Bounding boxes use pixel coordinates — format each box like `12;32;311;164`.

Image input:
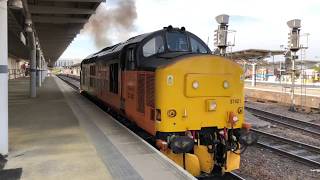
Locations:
226;172;246;180
252;129;320;168
198;172;245;180
57;74;80;90
58;74;247;180
246;106;320;136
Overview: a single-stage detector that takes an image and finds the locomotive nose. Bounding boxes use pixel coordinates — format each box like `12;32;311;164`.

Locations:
155;55;245;132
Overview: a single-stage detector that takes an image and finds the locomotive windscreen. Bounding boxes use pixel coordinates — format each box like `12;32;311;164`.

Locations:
166;32;189;52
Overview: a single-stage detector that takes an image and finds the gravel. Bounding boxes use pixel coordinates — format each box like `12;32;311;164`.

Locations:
238;100;320;179
235;146;320;180
259;126;320;148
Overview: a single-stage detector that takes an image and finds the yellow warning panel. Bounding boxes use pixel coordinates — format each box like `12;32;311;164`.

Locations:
194;145;214;173
162;150;201;176
225;151;240;172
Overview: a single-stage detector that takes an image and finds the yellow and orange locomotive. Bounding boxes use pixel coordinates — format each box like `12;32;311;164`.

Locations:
81;26;250;177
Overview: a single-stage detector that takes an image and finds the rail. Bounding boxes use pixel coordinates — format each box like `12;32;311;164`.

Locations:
252;129;320;168
246;106;320;136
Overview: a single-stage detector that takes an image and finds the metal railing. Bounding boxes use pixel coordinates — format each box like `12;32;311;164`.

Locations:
8;69;26;79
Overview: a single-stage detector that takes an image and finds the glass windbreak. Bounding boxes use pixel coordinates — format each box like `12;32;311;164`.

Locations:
166;32;189;52
142;36;165;57
190;37;208;53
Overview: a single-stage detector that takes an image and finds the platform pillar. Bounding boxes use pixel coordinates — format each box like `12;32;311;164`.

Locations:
27;31;37;97
41;58;45;83
36;47;41;87
0;0;9;155
251;63;256;87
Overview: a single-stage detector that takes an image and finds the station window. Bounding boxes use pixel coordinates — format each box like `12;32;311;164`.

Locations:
190;37;208;53
109;63;119;94
143;36;164;57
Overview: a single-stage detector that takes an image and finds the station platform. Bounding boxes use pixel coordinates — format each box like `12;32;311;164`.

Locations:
244;83;320;109
5;76;194;180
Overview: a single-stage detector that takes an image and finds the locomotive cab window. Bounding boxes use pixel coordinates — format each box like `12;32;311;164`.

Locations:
190;37;208;53
142;36;164;57
166;32;189;52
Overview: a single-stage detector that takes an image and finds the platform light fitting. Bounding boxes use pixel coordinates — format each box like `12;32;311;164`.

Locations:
25;19;33;32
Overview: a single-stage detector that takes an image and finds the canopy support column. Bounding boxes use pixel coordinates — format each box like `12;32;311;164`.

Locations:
0;0;9;155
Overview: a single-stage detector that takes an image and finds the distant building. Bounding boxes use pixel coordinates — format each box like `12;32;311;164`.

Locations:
55;59;75;67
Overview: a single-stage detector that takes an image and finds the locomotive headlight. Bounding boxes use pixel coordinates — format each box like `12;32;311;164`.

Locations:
232;116;239;123
223;80;229;89
206;100;217;111
229;112;239;126
192;81;199;89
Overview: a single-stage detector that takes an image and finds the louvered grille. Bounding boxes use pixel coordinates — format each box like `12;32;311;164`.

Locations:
137;73;145;113
146;73;155;108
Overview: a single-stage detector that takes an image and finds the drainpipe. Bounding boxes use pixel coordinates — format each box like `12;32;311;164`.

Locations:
0;0;9;155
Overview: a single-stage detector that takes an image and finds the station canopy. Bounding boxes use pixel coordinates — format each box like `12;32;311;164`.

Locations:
228;49;285;65
8;0;103;66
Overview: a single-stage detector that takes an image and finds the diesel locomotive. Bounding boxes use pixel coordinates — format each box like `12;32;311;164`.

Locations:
80;26;251;177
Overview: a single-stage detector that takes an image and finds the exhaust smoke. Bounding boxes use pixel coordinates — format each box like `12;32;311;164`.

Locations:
83;0;137;48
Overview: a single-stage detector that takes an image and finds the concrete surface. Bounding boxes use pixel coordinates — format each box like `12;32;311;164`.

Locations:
55;76;195;180
6;76;195;180
245;85;320;109
6;77;111;180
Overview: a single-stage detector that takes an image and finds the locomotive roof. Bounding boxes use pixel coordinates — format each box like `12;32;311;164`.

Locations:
81;26;212;66
82;32;152;63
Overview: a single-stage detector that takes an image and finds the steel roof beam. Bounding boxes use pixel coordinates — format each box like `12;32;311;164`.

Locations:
32;16;88;24
29;5;95;14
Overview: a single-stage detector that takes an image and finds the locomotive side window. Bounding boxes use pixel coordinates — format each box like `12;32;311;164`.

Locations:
190;37;208;53
109;63;119;94
142;36;164;57
166;32;189;52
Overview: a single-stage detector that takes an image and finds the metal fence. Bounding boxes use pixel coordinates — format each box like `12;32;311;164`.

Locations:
8;69;26;79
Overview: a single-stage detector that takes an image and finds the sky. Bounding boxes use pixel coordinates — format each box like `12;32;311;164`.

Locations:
59;0;320;62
